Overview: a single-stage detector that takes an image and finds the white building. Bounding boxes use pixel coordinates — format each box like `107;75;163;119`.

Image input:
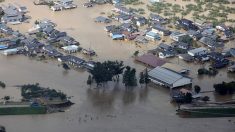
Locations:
62;45;79;53
148;67;192;89
188;47;207;57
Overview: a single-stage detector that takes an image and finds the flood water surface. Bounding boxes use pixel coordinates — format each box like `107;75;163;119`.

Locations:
0;0;235;132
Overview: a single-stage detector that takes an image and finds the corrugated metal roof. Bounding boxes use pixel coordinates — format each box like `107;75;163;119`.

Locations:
148;67;184;86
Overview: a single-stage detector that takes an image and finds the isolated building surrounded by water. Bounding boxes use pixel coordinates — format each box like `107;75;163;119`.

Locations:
148;67;192;89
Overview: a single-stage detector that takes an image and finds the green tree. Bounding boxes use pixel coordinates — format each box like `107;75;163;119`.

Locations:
133;50;139;57
184;93;192;103
202;96;210;102
139;72;145;87
0;81;6;88
35;20;39;25
194;85;201;94
4;96;10;101
180;35;193;44
90;62;113;87
123;67;137;88
62;63;70;70
87;75;92;88
144;68;150;87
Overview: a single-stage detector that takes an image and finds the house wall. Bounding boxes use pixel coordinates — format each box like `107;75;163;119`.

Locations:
149;78;170;88
152;28;164;36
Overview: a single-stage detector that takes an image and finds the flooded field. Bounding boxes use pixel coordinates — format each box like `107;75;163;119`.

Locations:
0;0;235;132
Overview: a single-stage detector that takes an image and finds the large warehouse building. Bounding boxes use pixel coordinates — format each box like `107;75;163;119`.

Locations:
148;67;192;89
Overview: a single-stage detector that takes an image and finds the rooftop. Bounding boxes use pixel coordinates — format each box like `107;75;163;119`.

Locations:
135;54;166;67
148;67;191;87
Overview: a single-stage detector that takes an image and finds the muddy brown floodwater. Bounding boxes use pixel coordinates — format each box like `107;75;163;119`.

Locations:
0;0;235;132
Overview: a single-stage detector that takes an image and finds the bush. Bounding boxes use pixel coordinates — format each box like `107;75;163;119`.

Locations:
0;81;6;88
214;81;235;95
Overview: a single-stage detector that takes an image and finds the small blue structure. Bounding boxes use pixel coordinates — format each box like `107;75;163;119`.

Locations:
0;45;8;50
112;34;124;40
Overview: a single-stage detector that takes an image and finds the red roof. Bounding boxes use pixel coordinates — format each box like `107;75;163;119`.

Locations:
135;54;166;67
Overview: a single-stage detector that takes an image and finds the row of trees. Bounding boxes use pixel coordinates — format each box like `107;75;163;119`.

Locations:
147;0;235;25
214;81;235;95
21;83;67;100
87;61;150;88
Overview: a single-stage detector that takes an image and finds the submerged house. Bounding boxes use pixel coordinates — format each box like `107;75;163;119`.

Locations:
29;19;56;33
114;5;133;15
187;30;202;40
58;36;79;46
170;31;187;42
171;41;190;50
42;45;63;58
104;25;117;32
51;0;77;11
95;16;112;23
145;31;161;41
158;43;173;51
159;50;175;58
148;67;192;89
158;43;175;58
22;37;44;53
149;13;166;24
42;26;55;35
135;17;147;27
1;5;25;24
176;19;198;31
58;55;85;68
199;36;217;48
151;25;171;36
188;47;207;57
0;24;14;35
114;14;132;23
18;6;28;13
47;30;67;41
178;54;193;62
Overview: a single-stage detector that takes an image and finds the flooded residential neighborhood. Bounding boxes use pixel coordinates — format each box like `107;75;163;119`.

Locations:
0;0;235;132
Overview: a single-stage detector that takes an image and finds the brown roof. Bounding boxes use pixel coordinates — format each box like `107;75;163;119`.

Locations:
135;54;166;67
